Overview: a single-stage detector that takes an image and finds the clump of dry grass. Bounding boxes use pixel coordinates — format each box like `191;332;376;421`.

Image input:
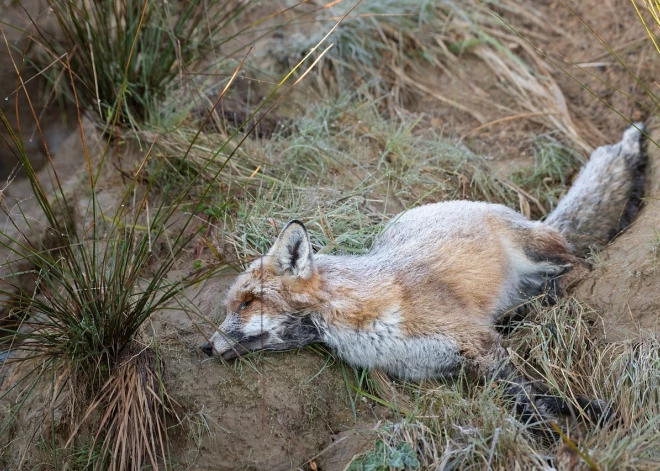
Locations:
262;0;596;154
65;347;178;470
511;133;584;216
0;106;191;468
142;127;268;189
436;1;595;153
268;0;436;105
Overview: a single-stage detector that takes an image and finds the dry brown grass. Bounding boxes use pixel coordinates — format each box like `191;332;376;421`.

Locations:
429;1;597;153
65;347;178;471
347;299;660;470
2;0;659;469
266;1;598;154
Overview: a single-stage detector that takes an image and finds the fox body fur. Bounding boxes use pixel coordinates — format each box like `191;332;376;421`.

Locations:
203;125;646;427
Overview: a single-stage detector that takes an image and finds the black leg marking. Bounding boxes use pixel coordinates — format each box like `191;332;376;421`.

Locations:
493;362;612;440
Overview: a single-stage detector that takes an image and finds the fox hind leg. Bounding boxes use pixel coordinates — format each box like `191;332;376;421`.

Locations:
476;348;611;440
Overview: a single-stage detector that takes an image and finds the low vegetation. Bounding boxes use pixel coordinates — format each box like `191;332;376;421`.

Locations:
0;0;659;470
39;0;253;127
0;86;197;467
346;300;660;470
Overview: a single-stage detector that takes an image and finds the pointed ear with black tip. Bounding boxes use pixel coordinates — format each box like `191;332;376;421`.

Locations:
266;220;315;278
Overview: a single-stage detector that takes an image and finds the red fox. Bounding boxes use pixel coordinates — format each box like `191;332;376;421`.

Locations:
202;125;646;430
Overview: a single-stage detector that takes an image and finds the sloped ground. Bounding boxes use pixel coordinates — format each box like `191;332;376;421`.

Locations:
2;0;660;470
574;121;660;341
0;0;77;180
153;275;384;471
160;5;660;467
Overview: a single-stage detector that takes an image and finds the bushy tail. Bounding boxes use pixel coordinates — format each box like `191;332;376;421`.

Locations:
545;124;647;257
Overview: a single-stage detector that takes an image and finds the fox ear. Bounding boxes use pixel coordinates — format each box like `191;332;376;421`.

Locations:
267;220;315;278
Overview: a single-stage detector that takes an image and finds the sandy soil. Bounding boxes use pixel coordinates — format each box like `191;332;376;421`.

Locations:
0;0;77;181
573;120;660;341
152;274;386;471
1;0;660;470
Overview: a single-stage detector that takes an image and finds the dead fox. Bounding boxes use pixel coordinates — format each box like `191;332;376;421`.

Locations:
203;125;646;430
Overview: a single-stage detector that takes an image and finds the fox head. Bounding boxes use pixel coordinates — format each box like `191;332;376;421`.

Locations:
202;220;323;360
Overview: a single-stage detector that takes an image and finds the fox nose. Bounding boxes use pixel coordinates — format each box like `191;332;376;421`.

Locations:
201;342;213;356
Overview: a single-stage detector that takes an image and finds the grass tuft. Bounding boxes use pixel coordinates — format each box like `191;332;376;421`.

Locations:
0;94;195;467
36;0;250;127
512;133;584;216
272;0;437;101
65;346;178;470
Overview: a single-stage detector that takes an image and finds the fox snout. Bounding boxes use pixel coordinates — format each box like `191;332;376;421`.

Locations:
203;329;271;360
202;313;322;360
